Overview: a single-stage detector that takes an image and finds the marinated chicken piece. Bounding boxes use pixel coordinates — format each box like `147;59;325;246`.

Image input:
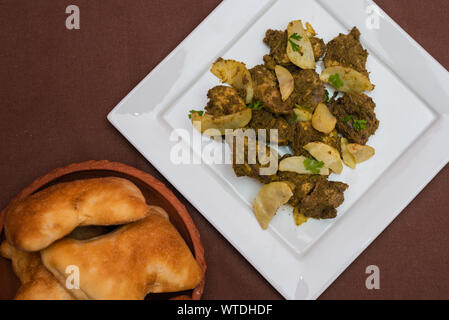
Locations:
263;55;300;74
232;145;348;220
233;152;348;219
211;58;254;104
230;133;279;184
310;37;326;61
291;121;340;157
205;86;247;116
274;172;348;219
324;27;369;76
263;54;277;71
328;92;379;145
263;30;291;66
275;171;324;206
250;65;296;115
264;29;326;65
247;109;294;145
298;179;348;219
233;162;277;184
293;69;326;112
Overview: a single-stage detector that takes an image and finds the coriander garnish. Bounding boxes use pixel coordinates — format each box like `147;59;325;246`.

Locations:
325;89;330;102
288;33;302;52
343;115;354;123
353;119;367;131
328;73;344;89
343;115;367;131
247;100;264;110
304;157;325;174
188;110;203;119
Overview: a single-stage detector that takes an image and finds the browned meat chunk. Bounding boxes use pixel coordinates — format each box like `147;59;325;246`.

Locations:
298;179;348;219
230;134;278;184
262;54;278;71
231;142;348;219
247;109;294;145
310;37;326;61
324;27;369;76
293;69;326;112
276;172;323;206
328;92;379;145
275;172;348;219
205;86;247;116
232;161;278;184
291;122;340;156
264;29;326;65
250;65;295;115
263;29;291;66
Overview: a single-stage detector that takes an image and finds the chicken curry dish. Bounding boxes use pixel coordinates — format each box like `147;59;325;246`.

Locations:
190;20;379;230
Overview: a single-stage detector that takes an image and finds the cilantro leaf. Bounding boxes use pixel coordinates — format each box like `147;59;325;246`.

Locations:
288;33;302;52
289;40;300;52
247;100;263;110
325;89;330;102
343;115;367;131
353;119;367;131
304;157;325;174
343;115;354;123
290;33;302;41
328;73;344;89
188;110;203;119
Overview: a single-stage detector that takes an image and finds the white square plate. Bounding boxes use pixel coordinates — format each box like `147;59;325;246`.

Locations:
108;0;449;299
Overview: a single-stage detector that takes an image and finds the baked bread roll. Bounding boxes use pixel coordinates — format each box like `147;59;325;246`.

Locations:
5;177;151;251
41;207;204;300
0;241;75;300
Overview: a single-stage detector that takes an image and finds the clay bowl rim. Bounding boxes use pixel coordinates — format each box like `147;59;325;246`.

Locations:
0;160;206;300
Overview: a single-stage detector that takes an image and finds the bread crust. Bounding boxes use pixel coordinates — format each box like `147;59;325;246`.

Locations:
41;207;204;300
5;177;150;251
0;241;75;300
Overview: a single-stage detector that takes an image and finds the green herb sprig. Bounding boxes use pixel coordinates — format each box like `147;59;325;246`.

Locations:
328;73;344;89
343;115;354;123
343;115;367;131
247;100;264;110
304;157;325;174
288;33;302;52
188;110;203;119
353;119;368;131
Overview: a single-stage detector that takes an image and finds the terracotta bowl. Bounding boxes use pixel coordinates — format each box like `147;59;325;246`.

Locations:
0;160;206;300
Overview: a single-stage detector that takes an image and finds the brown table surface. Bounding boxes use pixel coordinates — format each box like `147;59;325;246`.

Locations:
0;0;448;300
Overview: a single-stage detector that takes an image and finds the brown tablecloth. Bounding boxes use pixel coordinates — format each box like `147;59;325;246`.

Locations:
0;0;448;300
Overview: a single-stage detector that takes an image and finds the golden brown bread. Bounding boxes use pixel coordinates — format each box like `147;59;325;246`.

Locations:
41;207;204;300
5;177;150;251
0;241;75;300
